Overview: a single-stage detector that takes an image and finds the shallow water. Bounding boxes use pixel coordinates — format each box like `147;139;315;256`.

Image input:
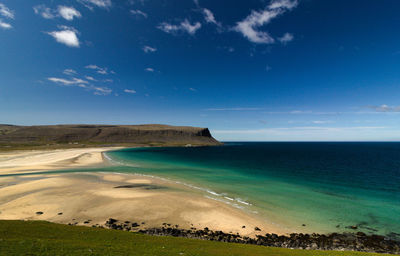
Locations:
104;142;400;237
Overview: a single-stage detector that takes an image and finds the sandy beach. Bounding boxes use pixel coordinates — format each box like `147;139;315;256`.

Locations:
0;148;285;237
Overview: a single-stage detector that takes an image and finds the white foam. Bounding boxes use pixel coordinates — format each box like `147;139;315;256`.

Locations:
104;152;254;211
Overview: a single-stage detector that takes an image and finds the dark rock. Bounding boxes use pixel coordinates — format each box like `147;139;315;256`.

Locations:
102;219;400;254
106;218;118;225
254;227;261;231
57;212;63;215
242;226;246;228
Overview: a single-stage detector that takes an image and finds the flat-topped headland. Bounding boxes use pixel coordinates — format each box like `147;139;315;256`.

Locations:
0;124;221;150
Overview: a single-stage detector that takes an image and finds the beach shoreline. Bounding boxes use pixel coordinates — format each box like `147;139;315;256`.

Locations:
0;147;285;237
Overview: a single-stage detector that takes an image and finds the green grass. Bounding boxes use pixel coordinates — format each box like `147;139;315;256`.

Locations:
0;220;392;256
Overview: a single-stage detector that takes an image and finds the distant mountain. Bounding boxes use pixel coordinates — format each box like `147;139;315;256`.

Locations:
0;124;221;149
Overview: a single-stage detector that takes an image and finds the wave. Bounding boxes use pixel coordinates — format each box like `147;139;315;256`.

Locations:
103;152;254;210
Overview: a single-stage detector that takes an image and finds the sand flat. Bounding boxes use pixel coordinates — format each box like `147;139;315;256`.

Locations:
0;147;121;174
0;148;287;237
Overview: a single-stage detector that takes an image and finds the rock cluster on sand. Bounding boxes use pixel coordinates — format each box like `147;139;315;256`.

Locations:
103;218;400;254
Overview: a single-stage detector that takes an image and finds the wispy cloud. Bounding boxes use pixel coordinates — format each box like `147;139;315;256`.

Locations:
47;76;111;95
85;76;97;81
92;86;112;95
278;32;294;44
214;126;386;134
205;107;261;111
312;120;334;124
124;89;136;94
268;0;298;10
85;64;112;75
47;26;80;47
158;19;201;35
0;3;14;19
143;45;157;53
189;87;197;92
0;3;14;29
367;104;400;112
130;9;147;18
145;67;154;72
47;65;115;95
34;5;81;21
33;5;55;19
48;77;88;86
0;19;11;29
234;0;297;44
77;0;112;9
202;8;222;29
213;126;388;141
63;69;77;75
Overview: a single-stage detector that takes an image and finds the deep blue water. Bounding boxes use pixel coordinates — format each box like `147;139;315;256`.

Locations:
106;142;400;237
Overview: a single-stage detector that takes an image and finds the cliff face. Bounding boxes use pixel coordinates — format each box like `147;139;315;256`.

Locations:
0;124;221;147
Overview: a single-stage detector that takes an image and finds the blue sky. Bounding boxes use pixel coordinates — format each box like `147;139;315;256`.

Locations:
1;0;400;141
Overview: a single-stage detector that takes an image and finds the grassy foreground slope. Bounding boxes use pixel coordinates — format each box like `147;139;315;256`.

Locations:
0;221;391;256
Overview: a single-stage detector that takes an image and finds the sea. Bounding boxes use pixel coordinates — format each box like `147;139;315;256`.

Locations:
11;142;400;237
104;142;400;238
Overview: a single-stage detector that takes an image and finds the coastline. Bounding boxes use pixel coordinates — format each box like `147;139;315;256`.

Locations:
0;147;285;237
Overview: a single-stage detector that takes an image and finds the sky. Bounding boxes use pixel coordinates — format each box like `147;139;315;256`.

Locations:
1;0;400;141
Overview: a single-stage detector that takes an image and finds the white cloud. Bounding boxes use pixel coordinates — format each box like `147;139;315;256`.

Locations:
145;67;154;72
368;104;400;112
63;69;77;75
312;120;334;124
78;0;112;9
0;3;14;19
234;0;297;44
213;126;388;141
47;26;80;47
48;76;112;95
189;87;197;92
58;6;81;21
158;19;201;35
143;45;157;53
234;9;279;44
181;19;202;35
34;5;81;21
48;77;88;86
124;89;136;94
202;8;222;29
85;64;111;75
0;19;11;29
85;76;97;81
33;5;56;19
205;107;261;111
268;0;298;10
278;32;294;44
92;86;112;95
0;3;14;29
130;9;147;18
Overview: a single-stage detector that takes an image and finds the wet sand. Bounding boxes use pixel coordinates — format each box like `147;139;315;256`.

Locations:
0;148;285;237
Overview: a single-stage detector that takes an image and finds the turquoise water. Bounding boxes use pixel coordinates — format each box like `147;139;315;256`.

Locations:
104;142;400;237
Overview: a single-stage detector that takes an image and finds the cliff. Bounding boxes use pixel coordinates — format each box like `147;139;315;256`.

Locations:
0;124;221;149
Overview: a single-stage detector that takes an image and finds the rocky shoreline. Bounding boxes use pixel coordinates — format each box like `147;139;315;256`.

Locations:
95;218;400;254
